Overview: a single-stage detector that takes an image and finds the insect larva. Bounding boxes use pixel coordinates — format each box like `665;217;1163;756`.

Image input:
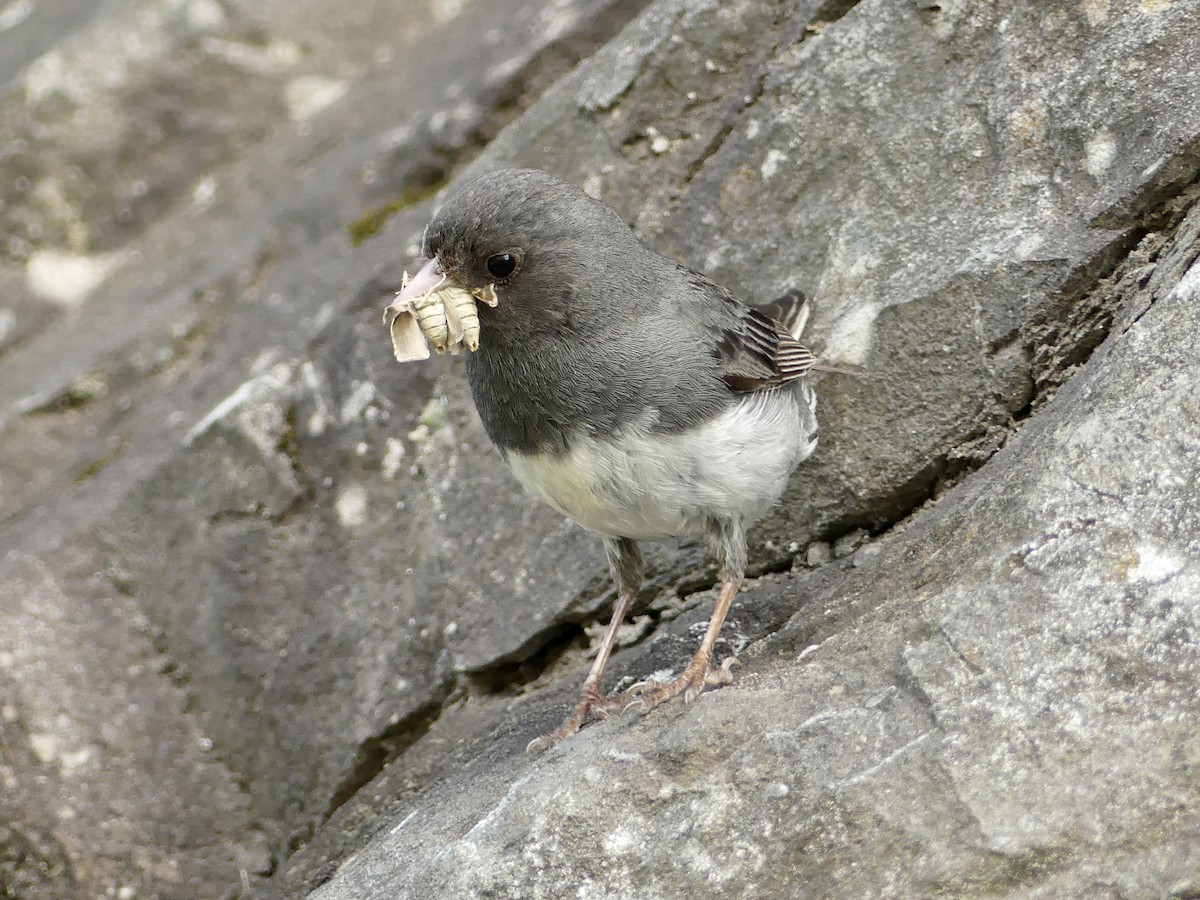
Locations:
383;274;499;362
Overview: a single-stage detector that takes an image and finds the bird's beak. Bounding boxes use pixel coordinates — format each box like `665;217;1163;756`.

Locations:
395;256;450;303
384;253;501;364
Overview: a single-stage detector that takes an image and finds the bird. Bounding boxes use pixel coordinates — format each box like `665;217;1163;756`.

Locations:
391;168;818;750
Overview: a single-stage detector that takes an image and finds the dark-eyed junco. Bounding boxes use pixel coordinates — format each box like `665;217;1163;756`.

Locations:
392;169;818;750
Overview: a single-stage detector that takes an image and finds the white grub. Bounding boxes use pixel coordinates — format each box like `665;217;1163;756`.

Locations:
383;272;499;363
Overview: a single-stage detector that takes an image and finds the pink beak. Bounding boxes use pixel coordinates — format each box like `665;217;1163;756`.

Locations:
395;256;449;304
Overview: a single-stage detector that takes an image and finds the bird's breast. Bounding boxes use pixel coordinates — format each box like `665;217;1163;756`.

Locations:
505;387;817;542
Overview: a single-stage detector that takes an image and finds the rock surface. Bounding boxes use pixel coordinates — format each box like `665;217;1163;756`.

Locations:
1;0;653;894
1;0;1198;897
301;189;1200;900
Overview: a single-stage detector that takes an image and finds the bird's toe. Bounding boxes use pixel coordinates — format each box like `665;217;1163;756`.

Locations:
704;656;740;687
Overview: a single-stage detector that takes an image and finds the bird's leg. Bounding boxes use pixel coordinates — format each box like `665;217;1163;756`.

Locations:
621;577;741;711
623;517;746;712
527;538;643;752
526;590;632;752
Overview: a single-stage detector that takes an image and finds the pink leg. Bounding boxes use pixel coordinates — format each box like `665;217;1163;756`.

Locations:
622;578;741;712
526;589;634;752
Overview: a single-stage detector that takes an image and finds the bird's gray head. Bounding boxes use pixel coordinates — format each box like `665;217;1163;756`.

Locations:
392;168;754;455
397;169;648;333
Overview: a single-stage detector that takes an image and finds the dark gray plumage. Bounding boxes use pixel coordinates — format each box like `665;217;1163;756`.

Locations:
394;168;818;749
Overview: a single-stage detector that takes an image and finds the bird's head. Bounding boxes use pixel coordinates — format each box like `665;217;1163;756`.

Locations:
393;169;643;328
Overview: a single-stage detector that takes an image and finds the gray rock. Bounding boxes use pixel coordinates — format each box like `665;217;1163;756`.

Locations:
0;549;272;895
850;542;881;568
834;528;869;559
303;155;1200;900
0;0;653;894
286;0;1200;894
804;540;832;568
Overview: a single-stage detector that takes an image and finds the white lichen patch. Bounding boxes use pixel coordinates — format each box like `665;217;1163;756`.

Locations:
335;484;369;529
760;148;787;180
603;747;642;763
1082;0;1110;25
823;301;880;366
29;732;58;764
186;0;226;31
645;126;672;154
1128;546;1184;585
186;362;294;445
381;437;406;479
581;172;604;199
1169;257;1200;302
1016;231;1045;258
416;397;448;437
1084;133;1118;177
640;667;678;685
431;0;465;23
202;36;300;73
764;780;790;799
26;250;123;308
0;308;16;344
58;745;94;776
192;175;217;207
0;0;34;33
25;726;90;776
340;380;377;424
603;825;639;856
298;361;335;436
25;49;72;102
285;75;348;122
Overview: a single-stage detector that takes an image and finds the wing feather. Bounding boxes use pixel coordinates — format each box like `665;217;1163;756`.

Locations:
691;273;816;392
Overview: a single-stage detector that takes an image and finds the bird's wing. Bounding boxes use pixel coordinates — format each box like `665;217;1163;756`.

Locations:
686;273;817;393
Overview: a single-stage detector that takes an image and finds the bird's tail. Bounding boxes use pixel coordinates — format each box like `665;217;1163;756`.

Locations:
756;287;869;378
754;287;810;341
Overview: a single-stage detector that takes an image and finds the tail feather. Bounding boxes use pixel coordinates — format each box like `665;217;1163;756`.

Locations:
754;287;810;341
756;287;868;378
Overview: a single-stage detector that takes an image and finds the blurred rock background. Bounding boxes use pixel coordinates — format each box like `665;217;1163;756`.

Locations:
1;0;1198;897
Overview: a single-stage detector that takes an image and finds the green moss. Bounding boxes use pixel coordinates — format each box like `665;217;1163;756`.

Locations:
346;180;445;246
73;439;127;484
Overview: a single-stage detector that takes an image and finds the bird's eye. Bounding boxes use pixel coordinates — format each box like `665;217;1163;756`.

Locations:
485;252;518;280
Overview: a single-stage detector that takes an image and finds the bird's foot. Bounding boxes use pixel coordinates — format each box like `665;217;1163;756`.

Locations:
621;655;740;713
526;682;611;752
526;658;740;750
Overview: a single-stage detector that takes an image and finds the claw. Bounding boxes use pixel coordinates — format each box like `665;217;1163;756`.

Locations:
526;691;597;752
704;656;741;687
611;677;671;713
530;657;742;745
526;715;585;753
625;657;743;710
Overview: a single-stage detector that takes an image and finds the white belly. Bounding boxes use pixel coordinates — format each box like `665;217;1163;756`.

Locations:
506;388;817;541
